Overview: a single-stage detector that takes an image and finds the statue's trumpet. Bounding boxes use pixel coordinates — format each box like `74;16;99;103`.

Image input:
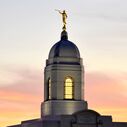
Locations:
55;9;61;12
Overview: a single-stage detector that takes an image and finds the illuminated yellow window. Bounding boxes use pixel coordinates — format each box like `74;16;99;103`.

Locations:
64;77;74;99
48;78;51;99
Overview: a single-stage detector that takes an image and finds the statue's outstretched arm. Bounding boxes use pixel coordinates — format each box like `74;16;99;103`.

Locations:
55;9;62;14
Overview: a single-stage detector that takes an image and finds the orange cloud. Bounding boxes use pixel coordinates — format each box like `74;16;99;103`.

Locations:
0;90;41;127
0;68;43;127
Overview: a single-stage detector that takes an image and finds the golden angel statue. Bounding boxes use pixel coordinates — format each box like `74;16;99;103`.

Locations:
56;10;68;30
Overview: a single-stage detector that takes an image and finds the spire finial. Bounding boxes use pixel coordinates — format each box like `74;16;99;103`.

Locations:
55;9;68;31
61;30;68;40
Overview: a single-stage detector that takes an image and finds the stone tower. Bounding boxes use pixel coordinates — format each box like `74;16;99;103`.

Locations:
41;30;88;117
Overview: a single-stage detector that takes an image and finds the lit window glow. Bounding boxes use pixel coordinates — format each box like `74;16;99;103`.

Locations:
64;77;74;99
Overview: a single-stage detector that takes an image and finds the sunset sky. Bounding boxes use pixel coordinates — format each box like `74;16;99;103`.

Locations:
0;0;127;127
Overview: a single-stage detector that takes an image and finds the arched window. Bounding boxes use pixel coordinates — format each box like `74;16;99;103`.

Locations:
48;78;51;99
64;77;74;99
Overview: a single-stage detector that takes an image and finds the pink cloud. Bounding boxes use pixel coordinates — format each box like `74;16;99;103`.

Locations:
85;71;127;111
85;71;127;122
0;67;43;96
0;67;127;125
